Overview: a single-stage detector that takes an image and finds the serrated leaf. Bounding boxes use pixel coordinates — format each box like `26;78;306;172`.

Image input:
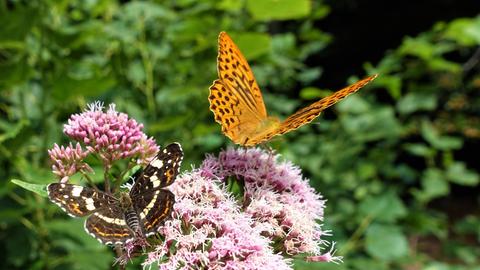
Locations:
11;179;48;197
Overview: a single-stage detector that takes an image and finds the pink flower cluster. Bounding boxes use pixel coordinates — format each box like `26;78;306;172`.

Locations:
143;148;340;268
48;102;341;268
200;148;340;262
48;102;159;181
143;171;292;269
63;101;158;166
48;143;92;182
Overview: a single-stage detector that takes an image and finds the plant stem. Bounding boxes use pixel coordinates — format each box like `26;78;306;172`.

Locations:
104;164;111;194
340;214;373;255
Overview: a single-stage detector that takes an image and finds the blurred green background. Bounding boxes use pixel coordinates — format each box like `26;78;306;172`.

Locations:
1;0;479;269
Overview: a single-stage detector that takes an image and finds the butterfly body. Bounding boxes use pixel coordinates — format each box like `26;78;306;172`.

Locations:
47;143;183;245
239;116;281;146
117;192;142;235
209;32;378;146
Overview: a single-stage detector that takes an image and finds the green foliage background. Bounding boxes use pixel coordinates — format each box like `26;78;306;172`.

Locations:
1;0;479;269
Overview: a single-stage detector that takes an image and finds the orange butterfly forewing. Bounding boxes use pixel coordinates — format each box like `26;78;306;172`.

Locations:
209;31;378;146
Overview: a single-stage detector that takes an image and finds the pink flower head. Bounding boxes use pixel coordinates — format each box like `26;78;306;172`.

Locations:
200;147;339;262
63;102;158;165
48;142;92;182
142;171;292;269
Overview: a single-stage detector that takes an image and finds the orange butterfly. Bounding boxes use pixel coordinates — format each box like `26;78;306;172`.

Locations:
209;31;378;146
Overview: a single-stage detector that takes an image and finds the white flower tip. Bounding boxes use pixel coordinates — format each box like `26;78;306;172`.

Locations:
121;180;134;191
108;103;117;113
86;101;104;112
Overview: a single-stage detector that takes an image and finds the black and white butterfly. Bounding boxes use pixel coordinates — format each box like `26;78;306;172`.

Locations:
47;143;183;245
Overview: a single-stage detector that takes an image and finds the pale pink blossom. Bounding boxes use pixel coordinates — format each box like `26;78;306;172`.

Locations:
200;147;340;262
142;171;292;269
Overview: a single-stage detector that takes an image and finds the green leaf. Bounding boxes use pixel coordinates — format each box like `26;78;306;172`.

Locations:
0;55;33;89
297;67;321;84
293;257;345;269
413;168;450;203
51;73;116;101
359;191;407;222
127;60;146;86
377;74;403;99
299;87;325;100
0;119;29;143
341;107;402;141
421;121;463;150
228;32;271;59
124;2;176;21
454;215;480;238
218;0;243;11
423;262;451;270
46;219;111;269
454;245;479;265
403;143;435;158
0;6;37;43
446;162;479;186
348;258;388;270
11;179;48;197
422;168;449;197
365;224;409;260
397;92;437;114
399;36;435;59
149;114;190;132
336;94;371;114
443;17;480;46
246;0;311;21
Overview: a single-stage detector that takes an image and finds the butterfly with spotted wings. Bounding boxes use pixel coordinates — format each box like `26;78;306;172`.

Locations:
47;143;183;245
209;32;378;146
